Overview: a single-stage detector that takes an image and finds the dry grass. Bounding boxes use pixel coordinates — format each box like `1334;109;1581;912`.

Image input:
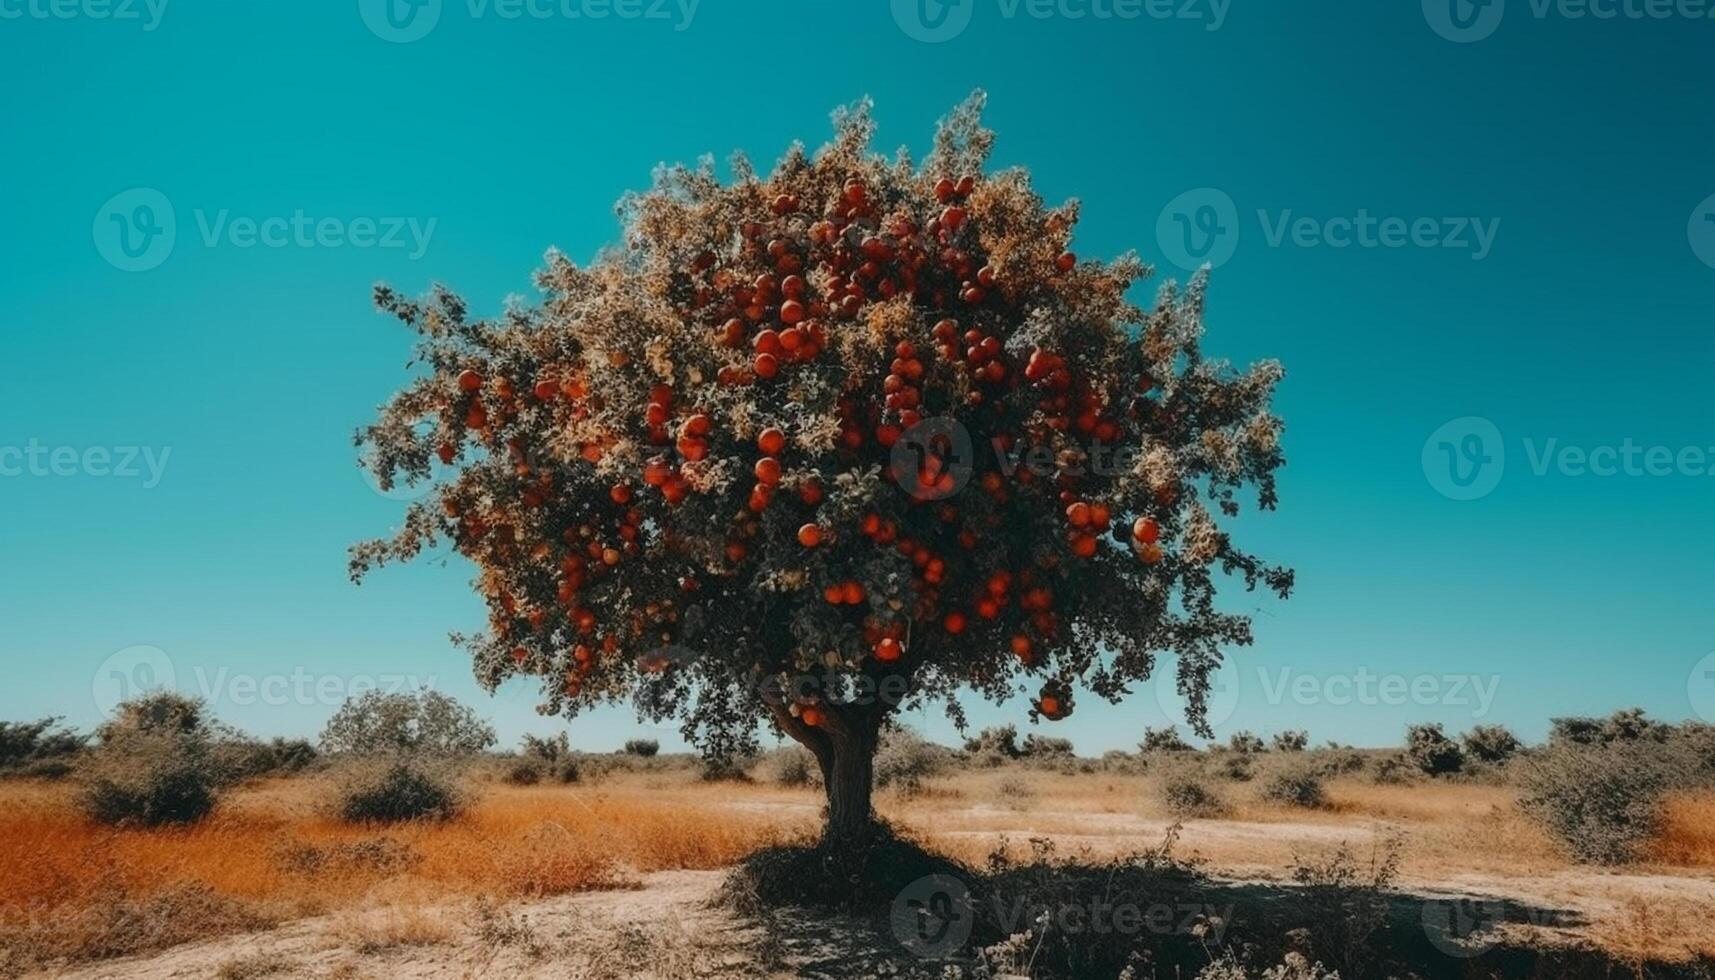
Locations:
0;771;808;974
1647;792;1715;867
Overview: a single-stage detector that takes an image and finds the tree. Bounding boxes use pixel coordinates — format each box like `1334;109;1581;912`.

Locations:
1404;723;1465;775
1460;724;1520;763
352;95;1292;850
319;689;497;756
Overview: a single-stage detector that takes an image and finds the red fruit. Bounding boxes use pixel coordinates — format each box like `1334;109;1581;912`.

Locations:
757;427;787;456
677;436;708;462
798;480;824;506
457;369;483;392
800;706;825;727
1139;543;1164;564
874;637;903;663
532;379;558;401
1065;502;1092;528
780;299;806;324
841;580;865;605
1070;534;1098;559
797;523;823;548
748;484;773;512
934;177;957;202
1089;503;1111;528
684;413;712;437
1056;251;1077;272
754;353;779;379
943;611;967;634
610;484;632;504
464;403;488;430
754;457;783;485
1133;517;1160;544
643;457;672;487
975;597;1001;620
824;583;844;604
1039;695;1064;719
1010;635;1034;661
942;206;967;231
436;443;457;465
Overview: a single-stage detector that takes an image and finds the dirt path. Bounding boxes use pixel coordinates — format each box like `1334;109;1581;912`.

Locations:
38;852;1715;980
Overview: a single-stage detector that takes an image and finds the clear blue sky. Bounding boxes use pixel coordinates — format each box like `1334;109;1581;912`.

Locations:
2;1;1712;752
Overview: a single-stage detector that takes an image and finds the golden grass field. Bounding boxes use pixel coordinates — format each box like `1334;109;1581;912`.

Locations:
3;763;1714;977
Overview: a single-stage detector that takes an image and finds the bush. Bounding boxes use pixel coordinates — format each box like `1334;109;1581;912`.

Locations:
874;728;950;794
1219;753;1254;782
622;738;660;757
1227;731;1266;754
772;747;819;787
337;762;461;823
319;689;496;756
0;717;86;770
1260;767;1328;809
503;759;543;785
97;692;209;742
212;737;319;782
1161;774;1229;818
1020;734;1074;758
81;733;219;826
1270;730;1309;752
1404;723;1464;775
1370;753;1417;785
963;724;1022;759
1139;726;1193;753
1460;724;1521;764
1549;708;1672;748
1518;741;1678;864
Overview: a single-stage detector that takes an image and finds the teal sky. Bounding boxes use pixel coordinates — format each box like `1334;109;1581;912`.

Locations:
2;0;1712;753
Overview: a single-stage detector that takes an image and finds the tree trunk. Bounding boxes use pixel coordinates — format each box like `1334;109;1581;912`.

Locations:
820;733;876;848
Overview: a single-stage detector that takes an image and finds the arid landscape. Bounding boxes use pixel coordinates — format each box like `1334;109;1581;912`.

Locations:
5;704;1714;979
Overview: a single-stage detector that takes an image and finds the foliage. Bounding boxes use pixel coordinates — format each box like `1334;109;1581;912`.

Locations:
1286;836;1402;979
1161;772;1229;817
622;738;660;757
771;746;819;786
336;761;462;823
1227;731;1265;754
1139;725;1193;752
349;95;1293;832
96;691;209;743
1270;729;1308;752
963;724;1022;759
1549;707;1672;748
1460;723;1521;764
1019;733;1074;758
1517;740;1687;864
319;689;497;756
1260;766;1328;809
520;731;571;762
80;732;219;826
1403;723;1464;776
873;727;950;793
0;717;85;770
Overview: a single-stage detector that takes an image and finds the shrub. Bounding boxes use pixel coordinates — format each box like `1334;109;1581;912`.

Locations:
622;738;660;757
80;733;219;826
1270;730;1309;753
1517;741;1678;864
1020;734;1074;758
874;728;950;794
97;692;209;742
319;689;496;756
1261;767;1328;809
1460;724;1521;764
337;762;461;823
772;747;818;787
0;717;86;770
1161;774;1228;818
1404;723;1464;775
1139;726;1193;753
503;759;543;785
1219;753;1254;782
520;732;570;761
963;724;1022;759
1227;731;1266;754
212;737;319;782
1547;708;1672;748
1370;753;1417;785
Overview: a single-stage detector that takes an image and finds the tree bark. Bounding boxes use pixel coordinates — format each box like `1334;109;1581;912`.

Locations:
820;729;876;848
